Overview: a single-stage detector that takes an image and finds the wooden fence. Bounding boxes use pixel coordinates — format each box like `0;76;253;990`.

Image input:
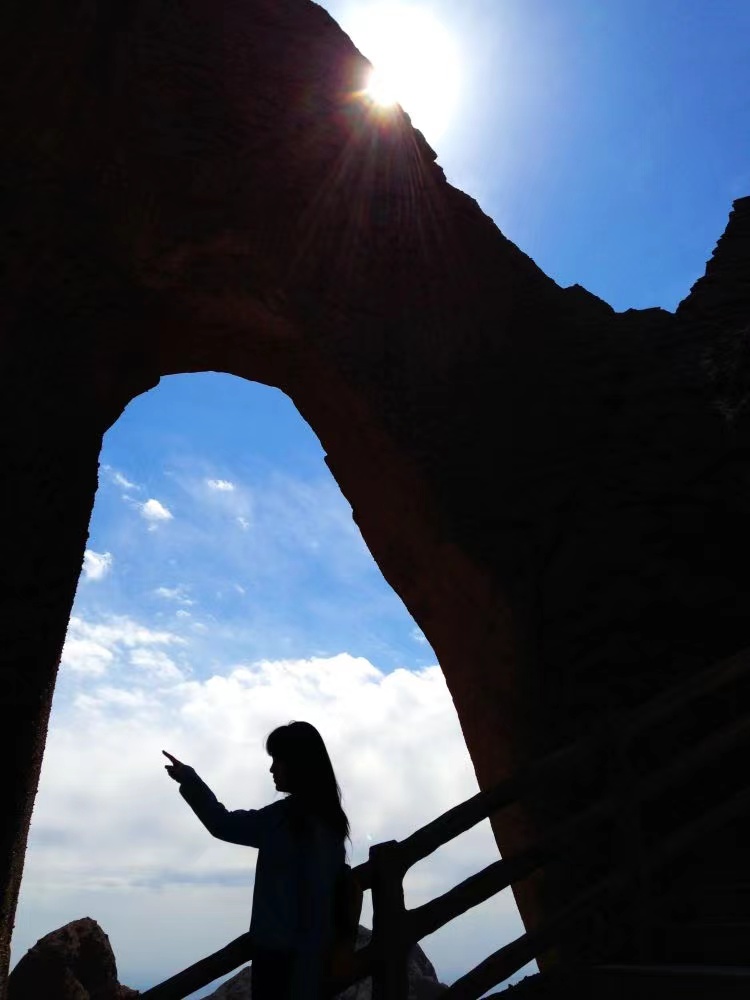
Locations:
141;646;750;1000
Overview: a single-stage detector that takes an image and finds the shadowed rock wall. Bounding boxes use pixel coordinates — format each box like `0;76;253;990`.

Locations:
1;0;749;993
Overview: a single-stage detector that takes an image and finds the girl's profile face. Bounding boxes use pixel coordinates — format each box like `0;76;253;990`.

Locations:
270;755;292;793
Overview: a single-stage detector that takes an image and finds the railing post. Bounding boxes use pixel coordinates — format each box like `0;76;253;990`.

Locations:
370;840;409;1000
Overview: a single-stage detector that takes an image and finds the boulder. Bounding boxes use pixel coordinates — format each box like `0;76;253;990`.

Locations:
8;918;136;1000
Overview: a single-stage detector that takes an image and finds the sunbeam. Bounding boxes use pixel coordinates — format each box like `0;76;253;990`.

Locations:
348;3;461;142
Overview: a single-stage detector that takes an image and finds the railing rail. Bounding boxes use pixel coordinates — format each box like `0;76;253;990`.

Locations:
388;686;750;996
141;645;750;1000
140;934;254;1000
401;642;750;871
443;781;750;1000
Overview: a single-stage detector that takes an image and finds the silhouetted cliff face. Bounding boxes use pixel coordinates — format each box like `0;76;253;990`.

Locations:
1;0;749;988
679;196;750;423
533;198;750;737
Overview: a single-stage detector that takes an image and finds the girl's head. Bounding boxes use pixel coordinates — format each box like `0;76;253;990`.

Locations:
265;721;350;842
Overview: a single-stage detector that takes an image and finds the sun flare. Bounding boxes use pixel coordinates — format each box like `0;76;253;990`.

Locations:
347;3;461;142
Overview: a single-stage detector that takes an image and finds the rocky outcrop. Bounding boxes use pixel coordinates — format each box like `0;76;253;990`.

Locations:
8;918;136;1000
205;926;447;999
1;0;749;990
9;917;444;1000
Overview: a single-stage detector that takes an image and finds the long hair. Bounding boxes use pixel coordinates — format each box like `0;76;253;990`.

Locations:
265;721;350;842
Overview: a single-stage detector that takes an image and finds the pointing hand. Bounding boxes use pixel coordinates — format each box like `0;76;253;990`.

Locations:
162;750;191;783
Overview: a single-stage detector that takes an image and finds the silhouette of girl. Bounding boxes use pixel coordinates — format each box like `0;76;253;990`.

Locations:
163;721;349;1000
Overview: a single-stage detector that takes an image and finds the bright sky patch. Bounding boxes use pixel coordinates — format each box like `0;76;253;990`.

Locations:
349;3;461;142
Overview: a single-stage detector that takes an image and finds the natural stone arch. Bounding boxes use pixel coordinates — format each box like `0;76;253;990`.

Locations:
1;0;749;993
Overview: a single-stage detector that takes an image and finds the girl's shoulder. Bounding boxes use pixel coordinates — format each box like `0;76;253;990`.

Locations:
254;797;294;832
268;797;295;820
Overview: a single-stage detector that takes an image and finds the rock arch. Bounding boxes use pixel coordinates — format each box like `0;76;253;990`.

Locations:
1;0;749;991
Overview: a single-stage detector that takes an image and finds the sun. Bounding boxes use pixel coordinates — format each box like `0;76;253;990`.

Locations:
346;3;461;143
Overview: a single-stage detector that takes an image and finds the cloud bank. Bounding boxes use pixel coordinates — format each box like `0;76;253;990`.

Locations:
15;615;529;993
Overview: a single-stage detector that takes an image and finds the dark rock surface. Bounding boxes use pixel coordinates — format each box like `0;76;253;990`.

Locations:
1;0;749;989
8;917;136;1000
205;926;447;999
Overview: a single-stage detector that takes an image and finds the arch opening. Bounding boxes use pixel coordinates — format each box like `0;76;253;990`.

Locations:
11;372;529;993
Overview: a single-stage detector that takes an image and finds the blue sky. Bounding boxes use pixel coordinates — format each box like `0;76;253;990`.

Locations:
82;376;431;671
12;1;749;995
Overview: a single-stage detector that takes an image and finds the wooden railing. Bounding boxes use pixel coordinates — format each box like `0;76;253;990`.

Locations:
141;646;750;1000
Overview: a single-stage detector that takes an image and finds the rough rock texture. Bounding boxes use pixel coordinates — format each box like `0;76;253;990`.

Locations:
8;918;136;1000
1;0;749;994
205;926;446;999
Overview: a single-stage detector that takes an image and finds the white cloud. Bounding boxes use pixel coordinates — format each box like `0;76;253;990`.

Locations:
140;499;173;526
82;550;113;582
154;586;194;606
59;616;187;683
102;465;140;491
63;615;185;652
60;638;114;677
76;686;151;711
130;648;185;682
114;472;138;490
185;471;252;533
